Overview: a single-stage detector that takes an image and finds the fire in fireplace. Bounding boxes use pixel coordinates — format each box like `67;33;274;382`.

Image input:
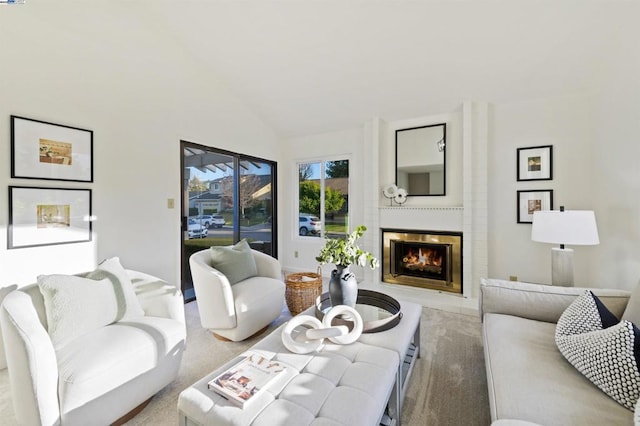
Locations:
391;240;452;283
382;229;462;294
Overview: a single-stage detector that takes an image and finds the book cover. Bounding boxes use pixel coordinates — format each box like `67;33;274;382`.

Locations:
207;353;285;407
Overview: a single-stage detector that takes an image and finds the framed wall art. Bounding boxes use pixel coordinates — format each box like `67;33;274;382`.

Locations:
8;186;92;249
517;145;552;181
11;115;93;182
517;189;553;224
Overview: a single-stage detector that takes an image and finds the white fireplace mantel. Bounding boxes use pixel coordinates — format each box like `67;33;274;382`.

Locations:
379;206;464;232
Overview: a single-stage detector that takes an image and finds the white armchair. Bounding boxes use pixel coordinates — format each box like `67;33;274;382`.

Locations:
189;248;285;341
0;269;186;426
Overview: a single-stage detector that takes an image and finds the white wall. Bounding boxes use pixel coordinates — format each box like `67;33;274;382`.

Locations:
279;115;463;287
487;6;640;291
3;3;640;297
283;90;640;296
279;109;485;314
590;18;640;290
0;3;281;287
488;94;598;285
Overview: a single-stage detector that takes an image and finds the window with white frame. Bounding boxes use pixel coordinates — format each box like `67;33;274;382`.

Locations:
297;158;349;238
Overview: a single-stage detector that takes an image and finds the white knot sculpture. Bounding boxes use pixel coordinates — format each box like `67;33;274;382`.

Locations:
281;305;364;354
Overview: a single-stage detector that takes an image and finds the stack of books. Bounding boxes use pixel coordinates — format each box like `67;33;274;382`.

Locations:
208;352;286;407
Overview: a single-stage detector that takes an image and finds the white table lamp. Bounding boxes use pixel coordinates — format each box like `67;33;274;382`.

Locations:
531;206;599;286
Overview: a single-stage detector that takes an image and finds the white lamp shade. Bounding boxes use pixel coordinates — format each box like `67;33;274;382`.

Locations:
531;210;600;246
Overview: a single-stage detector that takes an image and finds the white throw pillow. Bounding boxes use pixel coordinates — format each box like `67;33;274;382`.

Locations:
38;274;119;349
86;257;144;320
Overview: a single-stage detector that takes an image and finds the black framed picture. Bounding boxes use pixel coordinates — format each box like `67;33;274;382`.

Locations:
11;115;93;182
8;186;92;249
517;145;552;181
517;189;553;224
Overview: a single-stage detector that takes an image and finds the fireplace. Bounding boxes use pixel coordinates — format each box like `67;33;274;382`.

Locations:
382;229;462;294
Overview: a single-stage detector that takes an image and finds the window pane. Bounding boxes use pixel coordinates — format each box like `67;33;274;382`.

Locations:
298;162;321;237
240;160;275;255
324;160;349;237
297;159;349;238
186;150;234;247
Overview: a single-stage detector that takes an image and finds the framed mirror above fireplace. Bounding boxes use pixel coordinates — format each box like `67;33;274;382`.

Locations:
395;123;446;196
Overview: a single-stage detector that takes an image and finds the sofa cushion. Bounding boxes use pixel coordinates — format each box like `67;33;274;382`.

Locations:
556;290;640;410
211;239;258;285
85;257;144;320
483;313;633;425
480;278;631;323
56;316;185;416
38;274;120;349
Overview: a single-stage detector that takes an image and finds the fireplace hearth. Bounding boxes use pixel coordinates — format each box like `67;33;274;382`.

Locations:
382;229;462;294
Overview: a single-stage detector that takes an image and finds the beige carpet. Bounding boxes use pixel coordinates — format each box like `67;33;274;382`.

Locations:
0;302;490;426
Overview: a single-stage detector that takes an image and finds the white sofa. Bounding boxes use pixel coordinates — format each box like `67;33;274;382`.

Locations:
0;269;186;426
189;248;285;341
480;278;638;425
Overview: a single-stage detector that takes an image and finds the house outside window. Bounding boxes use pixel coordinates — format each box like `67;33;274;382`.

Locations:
182;141;277;301
297;158;349;238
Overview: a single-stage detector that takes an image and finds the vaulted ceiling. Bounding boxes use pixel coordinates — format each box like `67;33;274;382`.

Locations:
148;0;633;138
13;1;631;139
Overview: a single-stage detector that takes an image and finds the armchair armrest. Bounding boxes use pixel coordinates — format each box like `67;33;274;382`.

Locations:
253;250;282;280
129;270;185;326
0;284;18;370
480;278;631;323
0;290;60;426
189;252;237;330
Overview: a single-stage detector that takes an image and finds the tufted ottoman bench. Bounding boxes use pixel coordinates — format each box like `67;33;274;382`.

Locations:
177;300;421;426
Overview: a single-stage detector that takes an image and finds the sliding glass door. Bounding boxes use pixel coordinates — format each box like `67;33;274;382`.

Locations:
181;141;277;301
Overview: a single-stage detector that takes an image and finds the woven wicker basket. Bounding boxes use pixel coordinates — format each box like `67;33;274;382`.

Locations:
285;268;323;315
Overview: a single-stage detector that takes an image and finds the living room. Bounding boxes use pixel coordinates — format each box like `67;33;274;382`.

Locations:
1;1;640;425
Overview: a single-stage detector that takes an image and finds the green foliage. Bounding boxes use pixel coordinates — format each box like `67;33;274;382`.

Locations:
188;176;208;192
325;186;345;213
299;180;346;216
325;160;349;178
299;181;320;214
316;225;379;269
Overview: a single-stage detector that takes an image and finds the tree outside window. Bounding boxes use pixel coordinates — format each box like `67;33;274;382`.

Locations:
298;159;349;238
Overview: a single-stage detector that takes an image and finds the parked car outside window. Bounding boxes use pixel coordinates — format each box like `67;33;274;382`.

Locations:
191;215;214;228
299;214;321;236
188;218;208;239
211;215;225;228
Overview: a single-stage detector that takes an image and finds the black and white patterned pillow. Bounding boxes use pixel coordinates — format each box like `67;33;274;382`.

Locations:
556;290;640;410
556;289;619;336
